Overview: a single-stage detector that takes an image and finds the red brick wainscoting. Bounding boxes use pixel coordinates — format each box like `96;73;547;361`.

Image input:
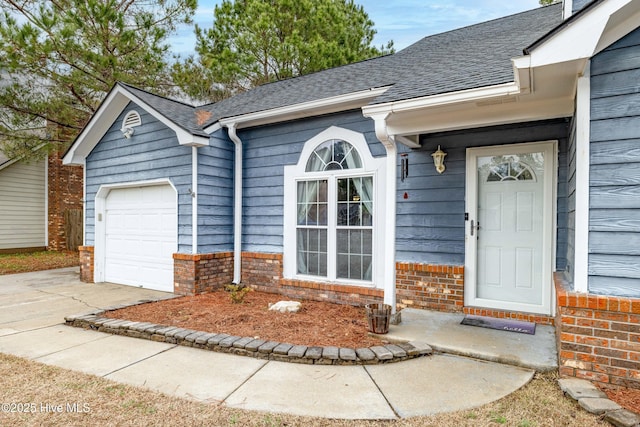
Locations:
239;252;383;306
173;252;234;295
555;273;640;389
78;246;94;283
396;262;464;312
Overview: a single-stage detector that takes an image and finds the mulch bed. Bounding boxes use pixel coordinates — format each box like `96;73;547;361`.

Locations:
104;290;384;348
599;385;640;415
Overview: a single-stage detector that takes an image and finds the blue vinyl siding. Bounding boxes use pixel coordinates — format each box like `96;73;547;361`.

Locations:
589;27;640;297
197;129;234;253
396;119;570;267
239;110;383;253
85;101;193;252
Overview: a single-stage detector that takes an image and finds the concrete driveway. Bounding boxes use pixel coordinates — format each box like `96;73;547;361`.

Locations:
0;267;535;419
0;267;170;335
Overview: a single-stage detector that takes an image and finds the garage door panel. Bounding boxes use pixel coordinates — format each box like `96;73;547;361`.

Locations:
104;185;176;292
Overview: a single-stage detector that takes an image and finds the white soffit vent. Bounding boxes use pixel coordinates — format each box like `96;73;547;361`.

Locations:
122;110;142;129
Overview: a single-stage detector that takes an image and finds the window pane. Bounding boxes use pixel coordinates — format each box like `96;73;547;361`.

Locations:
337;229;348;253
318;203;327;226
362;203;372;226
336;229;373;281
362;255;372;281
319;229;327;252
318;180;327;202
296;228;327;277
350;231;362;252
337;202;349;226
362;230;372;255
350;255;362;279
337;253;349;278
338;178;348;201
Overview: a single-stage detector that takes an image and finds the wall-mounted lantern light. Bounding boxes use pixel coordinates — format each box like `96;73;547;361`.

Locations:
431;145;447;174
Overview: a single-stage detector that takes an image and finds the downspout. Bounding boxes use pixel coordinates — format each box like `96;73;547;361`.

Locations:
191;146;198;254
227;123;243;284
370;113;398;317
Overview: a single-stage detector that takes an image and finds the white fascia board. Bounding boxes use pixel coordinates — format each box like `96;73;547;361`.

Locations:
63;85;207;166
528;0;637;68
212;87;390;132
362;82;522;118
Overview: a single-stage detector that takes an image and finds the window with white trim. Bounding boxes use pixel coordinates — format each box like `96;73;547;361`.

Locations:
283;126;386;287
296;139;373;282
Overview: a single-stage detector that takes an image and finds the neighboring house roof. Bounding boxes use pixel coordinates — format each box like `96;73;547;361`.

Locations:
197;3;563;126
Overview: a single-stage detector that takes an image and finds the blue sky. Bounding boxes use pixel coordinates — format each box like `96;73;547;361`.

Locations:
170;0;544;57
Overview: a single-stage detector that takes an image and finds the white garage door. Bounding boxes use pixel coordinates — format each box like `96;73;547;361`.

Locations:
104;185;177;292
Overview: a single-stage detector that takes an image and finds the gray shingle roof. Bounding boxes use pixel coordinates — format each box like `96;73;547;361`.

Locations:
120;3;563;132
198;3;562;127
119;83;208;137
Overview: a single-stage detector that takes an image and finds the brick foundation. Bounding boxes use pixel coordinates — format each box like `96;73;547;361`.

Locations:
240;252;384;306
79;246;94;283
173;252;234;295
396;262;464;312
555;273;640;389
47;148;83;251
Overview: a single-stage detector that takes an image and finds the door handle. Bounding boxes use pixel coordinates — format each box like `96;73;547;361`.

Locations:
470;220;480;236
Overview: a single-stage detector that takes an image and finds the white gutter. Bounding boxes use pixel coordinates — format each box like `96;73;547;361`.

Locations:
211;87;390;133
366;112;398;314
362;82;522;118
191;146;198;254
227;123;243;284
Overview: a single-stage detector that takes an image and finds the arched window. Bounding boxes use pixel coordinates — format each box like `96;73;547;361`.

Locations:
305;139;362;171
284;126;386;286
296;138;373;282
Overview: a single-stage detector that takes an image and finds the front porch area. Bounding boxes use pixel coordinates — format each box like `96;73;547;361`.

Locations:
382;308;558;372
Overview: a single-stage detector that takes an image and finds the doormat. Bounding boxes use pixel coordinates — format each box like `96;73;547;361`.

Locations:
461;315;536;335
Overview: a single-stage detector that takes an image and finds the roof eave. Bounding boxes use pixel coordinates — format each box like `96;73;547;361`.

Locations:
209;87;390;133
362;82;523;118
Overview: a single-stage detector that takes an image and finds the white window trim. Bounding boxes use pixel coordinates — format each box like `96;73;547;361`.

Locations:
283;126;387;288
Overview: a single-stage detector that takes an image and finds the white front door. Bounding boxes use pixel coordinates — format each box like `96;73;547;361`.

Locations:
465;141;556;315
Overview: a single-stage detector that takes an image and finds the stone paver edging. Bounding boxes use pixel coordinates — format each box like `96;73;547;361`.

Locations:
64;302;432;366
559;378;640;427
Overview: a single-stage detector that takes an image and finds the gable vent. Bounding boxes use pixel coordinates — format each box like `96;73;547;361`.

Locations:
122;110;142;129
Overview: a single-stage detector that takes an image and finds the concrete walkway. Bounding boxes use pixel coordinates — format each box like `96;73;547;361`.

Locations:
0;268;542;420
